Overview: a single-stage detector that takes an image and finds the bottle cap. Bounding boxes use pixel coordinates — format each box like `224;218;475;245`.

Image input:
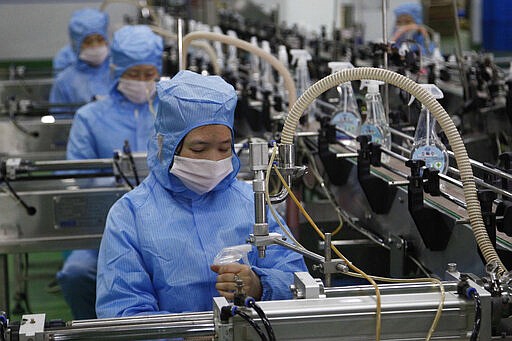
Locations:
328;61;354;73
360;79;384;93
290;49;312;66
408;83;444;106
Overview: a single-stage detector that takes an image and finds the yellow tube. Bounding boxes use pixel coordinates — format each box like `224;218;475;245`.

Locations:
281;67;507;274
181;31;297;106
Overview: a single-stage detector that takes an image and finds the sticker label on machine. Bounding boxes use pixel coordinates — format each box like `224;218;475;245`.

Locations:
53;192;121;229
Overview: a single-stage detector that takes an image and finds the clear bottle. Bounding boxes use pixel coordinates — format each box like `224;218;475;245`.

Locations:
410;84;448;173
290;49;315;124
328;62;361;146
276;45;289;103
360;80;391;163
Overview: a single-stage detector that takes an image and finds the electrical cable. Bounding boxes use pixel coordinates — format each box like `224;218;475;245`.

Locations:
272;164;383;341
265;144;304;247
113;159;134;190
297;138;344;236
274;164;446;341
1;178;36;215
123;140;140;186
8;103;38;138
232;306;268;341
280;66;507;274
245;297;276;341
470;292;481;341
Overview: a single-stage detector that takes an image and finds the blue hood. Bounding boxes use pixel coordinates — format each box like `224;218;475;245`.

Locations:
111;25;163;85
69;8;109;56
147;70;240;193
394;3;423;25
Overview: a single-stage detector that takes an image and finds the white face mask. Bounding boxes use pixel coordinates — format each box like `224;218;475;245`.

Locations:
79;45;109;66
117;79;156;104
170;155;233;195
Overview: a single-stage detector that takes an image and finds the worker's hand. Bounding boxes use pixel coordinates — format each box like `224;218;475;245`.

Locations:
210;263;262;301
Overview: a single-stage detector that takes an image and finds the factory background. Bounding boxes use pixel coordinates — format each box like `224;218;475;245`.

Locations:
0;0;512;340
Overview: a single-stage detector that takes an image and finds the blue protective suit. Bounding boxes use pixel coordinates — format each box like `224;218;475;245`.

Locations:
394;3;423;25
49;8;110;112
96;70;307;318
392;3;434;56
58;25;163;320
52;44;76;75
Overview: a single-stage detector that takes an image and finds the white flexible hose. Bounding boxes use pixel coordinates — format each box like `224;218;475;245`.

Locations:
148;25;221;75
282;67;507;274
182;31;297;106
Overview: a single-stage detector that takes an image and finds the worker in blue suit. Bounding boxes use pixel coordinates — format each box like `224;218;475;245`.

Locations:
49;8;110;112
392;3;434;56
96;70;308;317
52;44;76;76
58;25;163;320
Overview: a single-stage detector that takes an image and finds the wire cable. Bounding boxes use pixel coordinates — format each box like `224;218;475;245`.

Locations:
245;297;276;341
470;292;481;341
233;306;268;341
113;159;134;190
280;66;506;274
123;140;140;186
272;164;383;341
264;143;303;247
1;178;36;215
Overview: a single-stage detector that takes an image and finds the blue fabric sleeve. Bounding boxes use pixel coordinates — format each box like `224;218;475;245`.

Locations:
66;109;97;160
96;198;171;317
49;80;67;105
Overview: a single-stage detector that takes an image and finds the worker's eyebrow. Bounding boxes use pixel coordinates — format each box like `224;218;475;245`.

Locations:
187;138;231;145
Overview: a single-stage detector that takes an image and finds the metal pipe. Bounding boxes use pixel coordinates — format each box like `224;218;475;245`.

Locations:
324;232;332;287
382;0;390;117
177;18;184;71
273;237;326;264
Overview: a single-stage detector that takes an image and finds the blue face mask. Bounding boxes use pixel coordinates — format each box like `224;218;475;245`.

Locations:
170;155;233;194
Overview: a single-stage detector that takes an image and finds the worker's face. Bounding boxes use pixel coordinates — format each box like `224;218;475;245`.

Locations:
81;34;107;50
396;14;416;27
179;125;232;161
121;65;159;81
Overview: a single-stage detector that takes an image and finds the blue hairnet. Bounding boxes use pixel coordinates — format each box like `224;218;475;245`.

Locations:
111;25;163;81
394;3;423;25
69;8;109;55
147;70;239;186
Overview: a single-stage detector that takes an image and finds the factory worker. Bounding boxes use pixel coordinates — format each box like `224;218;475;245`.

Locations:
96;70;307;317
49;8;110;111
58;25;163;320
52;44;76;76
392;3;434;56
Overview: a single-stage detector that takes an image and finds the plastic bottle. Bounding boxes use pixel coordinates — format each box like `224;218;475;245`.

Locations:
226;30;239;79
249;36;261;88
409;84;448;173
290;49;315;124
212;26;226;73
213;244;252;265
360;80;391;163
277;45;289;102
328;61;361;145
260;41;273;93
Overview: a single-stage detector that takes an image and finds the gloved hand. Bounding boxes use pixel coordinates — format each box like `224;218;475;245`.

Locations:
210;263;262;301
